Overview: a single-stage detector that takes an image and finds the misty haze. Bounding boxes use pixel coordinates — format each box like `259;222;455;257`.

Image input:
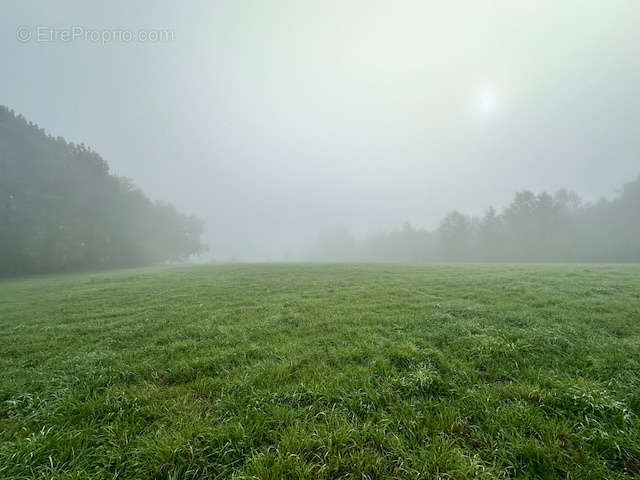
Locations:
2;1;640;479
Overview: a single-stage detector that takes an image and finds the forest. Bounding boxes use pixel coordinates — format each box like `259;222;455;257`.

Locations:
313;178;640;263
3;104;639;275
0;106;205;275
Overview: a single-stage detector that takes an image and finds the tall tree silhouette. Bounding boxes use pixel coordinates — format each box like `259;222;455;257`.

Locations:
0;106;206;275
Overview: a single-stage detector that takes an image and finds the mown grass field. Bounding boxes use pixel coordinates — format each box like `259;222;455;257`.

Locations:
1;264;640;479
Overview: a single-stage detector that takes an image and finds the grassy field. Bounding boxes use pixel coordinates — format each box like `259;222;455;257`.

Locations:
1;264;640;479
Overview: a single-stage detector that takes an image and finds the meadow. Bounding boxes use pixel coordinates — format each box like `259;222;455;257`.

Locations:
1;264;639;479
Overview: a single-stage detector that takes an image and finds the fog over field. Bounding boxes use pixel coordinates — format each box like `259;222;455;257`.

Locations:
3;0;640;260
4;4;640;477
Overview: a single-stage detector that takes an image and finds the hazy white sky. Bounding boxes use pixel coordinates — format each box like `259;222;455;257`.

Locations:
3;1;640;259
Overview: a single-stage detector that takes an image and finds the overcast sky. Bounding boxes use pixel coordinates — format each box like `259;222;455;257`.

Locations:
3;1;639;259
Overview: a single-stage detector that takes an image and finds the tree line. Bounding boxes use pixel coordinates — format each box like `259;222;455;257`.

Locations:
313;177;640;262
0;106;206;275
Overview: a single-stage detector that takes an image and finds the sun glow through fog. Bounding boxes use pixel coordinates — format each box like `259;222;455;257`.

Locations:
474;88;500;116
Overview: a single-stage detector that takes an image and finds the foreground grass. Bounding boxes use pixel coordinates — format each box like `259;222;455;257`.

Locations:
1;264;639;479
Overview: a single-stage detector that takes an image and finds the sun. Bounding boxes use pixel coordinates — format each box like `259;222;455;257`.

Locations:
474;88;500;116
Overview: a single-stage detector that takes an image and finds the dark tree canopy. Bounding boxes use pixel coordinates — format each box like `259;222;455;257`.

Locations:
0;106;206;275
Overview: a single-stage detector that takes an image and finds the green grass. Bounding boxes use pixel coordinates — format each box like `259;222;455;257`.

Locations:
1;264;640;479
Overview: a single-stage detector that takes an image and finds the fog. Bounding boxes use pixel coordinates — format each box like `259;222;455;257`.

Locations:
3;1;640;261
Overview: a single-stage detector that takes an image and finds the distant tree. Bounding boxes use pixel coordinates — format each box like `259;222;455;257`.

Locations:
437;211;472;260
477;206;504;260
598;176;640;261
502;190;562;260
319;176;639;263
